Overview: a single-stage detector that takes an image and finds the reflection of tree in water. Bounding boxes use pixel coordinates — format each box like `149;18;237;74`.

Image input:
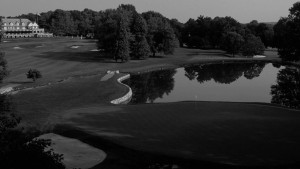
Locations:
0;94;65;169
184;62;266;84
271;67;300;109
126;70;176;104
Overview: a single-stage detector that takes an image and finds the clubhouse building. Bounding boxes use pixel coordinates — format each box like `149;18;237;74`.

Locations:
1;18;53;38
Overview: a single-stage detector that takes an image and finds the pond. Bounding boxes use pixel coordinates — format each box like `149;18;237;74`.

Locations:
125;62;300;109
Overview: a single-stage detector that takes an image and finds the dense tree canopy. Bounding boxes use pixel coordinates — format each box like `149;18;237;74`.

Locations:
246;20;274;48
114;12;131;62
142;11;177;57
241;34;265;57
182;16;244;49
274;2;300;61
19;3;300;61
96;7;177;61
221;32;244;57
271;67;300;109
13;4;279;59
17;9;100;36
131;13;150;59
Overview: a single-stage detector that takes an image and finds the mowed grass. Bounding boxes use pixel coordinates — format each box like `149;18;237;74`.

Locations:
2;38;110;86
62;102;300;167
12;73;128;126
6;38;299;168
1;38;281;88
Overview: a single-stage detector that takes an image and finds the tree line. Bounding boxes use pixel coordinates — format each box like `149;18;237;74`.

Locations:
8;2;300;61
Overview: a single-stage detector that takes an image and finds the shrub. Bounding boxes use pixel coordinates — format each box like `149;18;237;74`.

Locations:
26;69;42;82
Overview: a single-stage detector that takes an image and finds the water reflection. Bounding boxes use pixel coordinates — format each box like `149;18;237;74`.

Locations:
184;62;266;84
126;62;299;109
271;67;300;109
126;70;176;104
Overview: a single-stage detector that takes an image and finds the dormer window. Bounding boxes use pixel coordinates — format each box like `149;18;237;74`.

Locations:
21;22;25;26
9;22;14;26
15;22;19;26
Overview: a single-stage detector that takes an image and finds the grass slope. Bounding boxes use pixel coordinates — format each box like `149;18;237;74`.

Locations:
62;102;300;167
5;38;299;168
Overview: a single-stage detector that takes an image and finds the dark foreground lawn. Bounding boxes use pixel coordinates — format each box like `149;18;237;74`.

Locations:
56;102;300;168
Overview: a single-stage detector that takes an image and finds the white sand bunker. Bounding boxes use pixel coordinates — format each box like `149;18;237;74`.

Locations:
253;55;266;58
101;70;120;81
38;133;106;169
71;45;80;49
13;46;22;49
0;84;20;94
3;41;9;43
36;45;44;48
90;49;100;51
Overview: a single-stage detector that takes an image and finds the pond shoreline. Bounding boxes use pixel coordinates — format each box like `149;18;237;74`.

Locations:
124;57;300;76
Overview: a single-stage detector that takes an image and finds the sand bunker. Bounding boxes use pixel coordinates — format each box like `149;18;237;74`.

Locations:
0;84;20;94
90;49;100;51
13;46;22;49
70;45;80;49
38;133;106;169
253;55;266;58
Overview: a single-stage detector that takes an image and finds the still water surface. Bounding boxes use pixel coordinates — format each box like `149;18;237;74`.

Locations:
125;62;299;108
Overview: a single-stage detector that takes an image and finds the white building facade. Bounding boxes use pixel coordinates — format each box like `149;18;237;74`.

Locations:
1;18;53;38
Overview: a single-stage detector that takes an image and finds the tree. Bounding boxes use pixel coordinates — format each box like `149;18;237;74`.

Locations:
131;14;150;59
143;11;176;57
241;34;265;57
0;94;65;169
49;10;77;36
114;14;130;62
274;2;300;61
16;13;38;22
26;69;42;82
271;67;300;109
38;11;53;32
182;16;243;49
0;29;9;83
169;19;184;47
96;9;120;54
246;21;275;48
221;32;244;57
182;16;212;48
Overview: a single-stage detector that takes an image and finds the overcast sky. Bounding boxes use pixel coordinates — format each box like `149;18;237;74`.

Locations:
0;0;298;23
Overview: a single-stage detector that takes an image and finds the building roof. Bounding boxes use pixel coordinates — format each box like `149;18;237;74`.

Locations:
1;18;32;25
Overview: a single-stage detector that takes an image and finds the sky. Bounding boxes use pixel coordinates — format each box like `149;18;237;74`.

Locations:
0;0;299;23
